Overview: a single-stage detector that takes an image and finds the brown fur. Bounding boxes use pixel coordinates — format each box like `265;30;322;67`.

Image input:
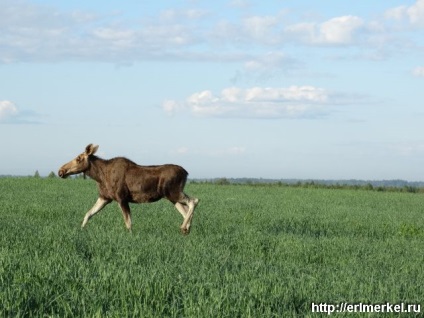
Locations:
58;144;198;234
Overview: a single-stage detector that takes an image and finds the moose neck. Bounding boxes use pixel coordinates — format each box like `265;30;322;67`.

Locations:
85;156;107;183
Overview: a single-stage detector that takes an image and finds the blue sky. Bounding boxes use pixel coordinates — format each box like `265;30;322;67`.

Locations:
1;0;423;180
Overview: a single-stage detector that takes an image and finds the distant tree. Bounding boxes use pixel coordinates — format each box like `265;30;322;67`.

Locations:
48;171;56;178
34;170;40;178
403;185;417;193
364;183;373;191
216;178;230;185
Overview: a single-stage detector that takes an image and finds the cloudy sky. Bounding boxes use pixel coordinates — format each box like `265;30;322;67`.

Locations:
1;0;423;180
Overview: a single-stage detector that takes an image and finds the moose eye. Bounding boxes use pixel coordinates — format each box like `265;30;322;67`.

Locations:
76;156;82;163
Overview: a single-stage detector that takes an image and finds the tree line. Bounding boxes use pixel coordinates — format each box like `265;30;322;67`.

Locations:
6;172;423;194
191;178;424;194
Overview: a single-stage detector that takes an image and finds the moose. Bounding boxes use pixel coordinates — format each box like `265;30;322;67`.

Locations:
58;144;199;234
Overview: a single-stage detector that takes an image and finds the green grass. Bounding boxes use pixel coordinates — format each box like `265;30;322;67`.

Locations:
0;178;423;317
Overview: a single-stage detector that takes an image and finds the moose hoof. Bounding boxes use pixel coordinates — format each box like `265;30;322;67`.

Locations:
180;227;190;235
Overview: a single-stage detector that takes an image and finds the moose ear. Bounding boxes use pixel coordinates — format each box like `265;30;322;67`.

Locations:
85;144;99;156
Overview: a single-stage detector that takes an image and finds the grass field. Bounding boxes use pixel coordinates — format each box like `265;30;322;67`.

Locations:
0;177;423;317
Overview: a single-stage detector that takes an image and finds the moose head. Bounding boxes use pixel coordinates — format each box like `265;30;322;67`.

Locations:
58;144;99;178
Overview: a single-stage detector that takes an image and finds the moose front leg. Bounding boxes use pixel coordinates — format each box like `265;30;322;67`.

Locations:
82;197;111;228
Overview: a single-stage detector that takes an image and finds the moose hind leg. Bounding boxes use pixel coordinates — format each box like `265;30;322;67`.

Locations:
175;202;188;218
118;201;132;231
179;195;199;235
82;197;111;228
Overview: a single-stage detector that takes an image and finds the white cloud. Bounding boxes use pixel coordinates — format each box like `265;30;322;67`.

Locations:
284;22;315;42
0;0;418;66
0;100;41;124
162;100;181;115
229;0;251;9
0;100;18;121
240;51;299;79
385;6;408;21
211;12;287;46
385;0;424;26
413;66;424;77
318;16;364;44
244;52;283;72
242;15;279;43
284;15;365;46
0;1;202;63
408;0;424;25
159;9;208;21
163;86;332;119
92;28;135;41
